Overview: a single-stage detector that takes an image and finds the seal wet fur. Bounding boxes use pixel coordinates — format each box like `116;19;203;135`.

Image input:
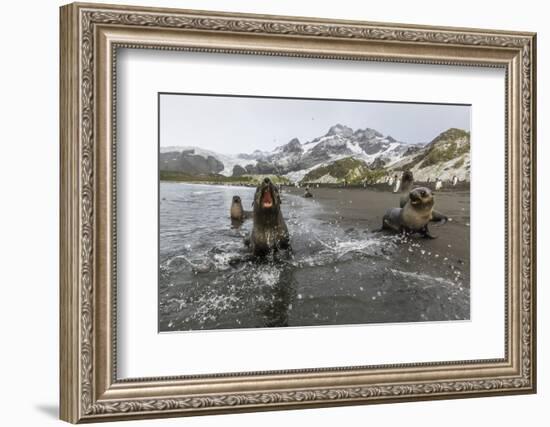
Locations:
380;187;448;238
230;195;251;222
246;177;290;256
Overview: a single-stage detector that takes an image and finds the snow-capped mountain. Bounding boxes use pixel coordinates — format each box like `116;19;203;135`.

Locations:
291;124;416;170
160;146;255;176
160;125;470;183
386;128;470;182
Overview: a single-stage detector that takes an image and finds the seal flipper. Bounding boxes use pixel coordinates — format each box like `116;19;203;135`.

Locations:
374;209;402;233
231;219;244;229
430;210;448;225
276;239;293;258
383;218;400;232
372;215;390;233
278;234;291;250
373;217;391;233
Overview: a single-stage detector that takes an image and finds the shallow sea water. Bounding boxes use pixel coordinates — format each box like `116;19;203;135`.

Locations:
159;182;469;331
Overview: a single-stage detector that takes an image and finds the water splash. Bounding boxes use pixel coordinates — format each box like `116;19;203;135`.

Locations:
159;183;469;331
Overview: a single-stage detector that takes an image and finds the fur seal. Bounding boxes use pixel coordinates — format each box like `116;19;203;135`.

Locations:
398;170;415;208
230;195;251;222
246;177;290;256
304;186;313;198
380;187;448;238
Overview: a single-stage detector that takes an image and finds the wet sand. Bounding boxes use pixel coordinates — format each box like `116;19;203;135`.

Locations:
159;182;470;331
283;185;470;299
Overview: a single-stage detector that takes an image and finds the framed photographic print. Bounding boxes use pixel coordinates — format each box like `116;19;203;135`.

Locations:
60;2;537;423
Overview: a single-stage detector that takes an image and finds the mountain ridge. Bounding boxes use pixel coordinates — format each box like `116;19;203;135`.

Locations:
160;125;470;183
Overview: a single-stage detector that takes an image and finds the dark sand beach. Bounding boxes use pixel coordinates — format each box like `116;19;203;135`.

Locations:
284;185;470;285
159;182;470;332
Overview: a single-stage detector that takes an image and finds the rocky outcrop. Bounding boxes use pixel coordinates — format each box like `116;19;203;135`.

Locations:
160;150;224;175
232;164;247;177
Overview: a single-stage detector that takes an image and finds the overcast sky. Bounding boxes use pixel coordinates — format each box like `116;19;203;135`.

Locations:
160;93;470;154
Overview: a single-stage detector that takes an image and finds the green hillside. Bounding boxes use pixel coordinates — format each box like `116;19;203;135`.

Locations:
301;157;385;184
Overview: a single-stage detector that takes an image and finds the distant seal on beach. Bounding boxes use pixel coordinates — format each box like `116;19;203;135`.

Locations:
230;195;251;222
398;170;415;208
246;177;290;256
379;187;448;238
400;171;414;190
304;186;313;198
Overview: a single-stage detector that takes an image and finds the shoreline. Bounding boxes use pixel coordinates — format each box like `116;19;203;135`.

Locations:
159;183;471;330
282;186;471;304
160;179;471;193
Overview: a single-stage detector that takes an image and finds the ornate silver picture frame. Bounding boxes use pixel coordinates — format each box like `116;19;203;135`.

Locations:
60;2;536;423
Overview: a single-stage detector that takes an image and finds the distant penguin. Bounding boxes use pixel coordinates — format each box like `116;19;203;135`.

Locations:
388;175;395;187
452;175;458;186
393;178;401;193
435;178;443;191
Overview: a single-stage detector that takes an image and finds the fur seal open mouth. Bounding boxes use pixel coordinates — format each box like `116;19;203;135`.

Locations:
409;188;432;207
254;178;281;213
409;193;421;205
247;177;290;256
261;189;273;208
